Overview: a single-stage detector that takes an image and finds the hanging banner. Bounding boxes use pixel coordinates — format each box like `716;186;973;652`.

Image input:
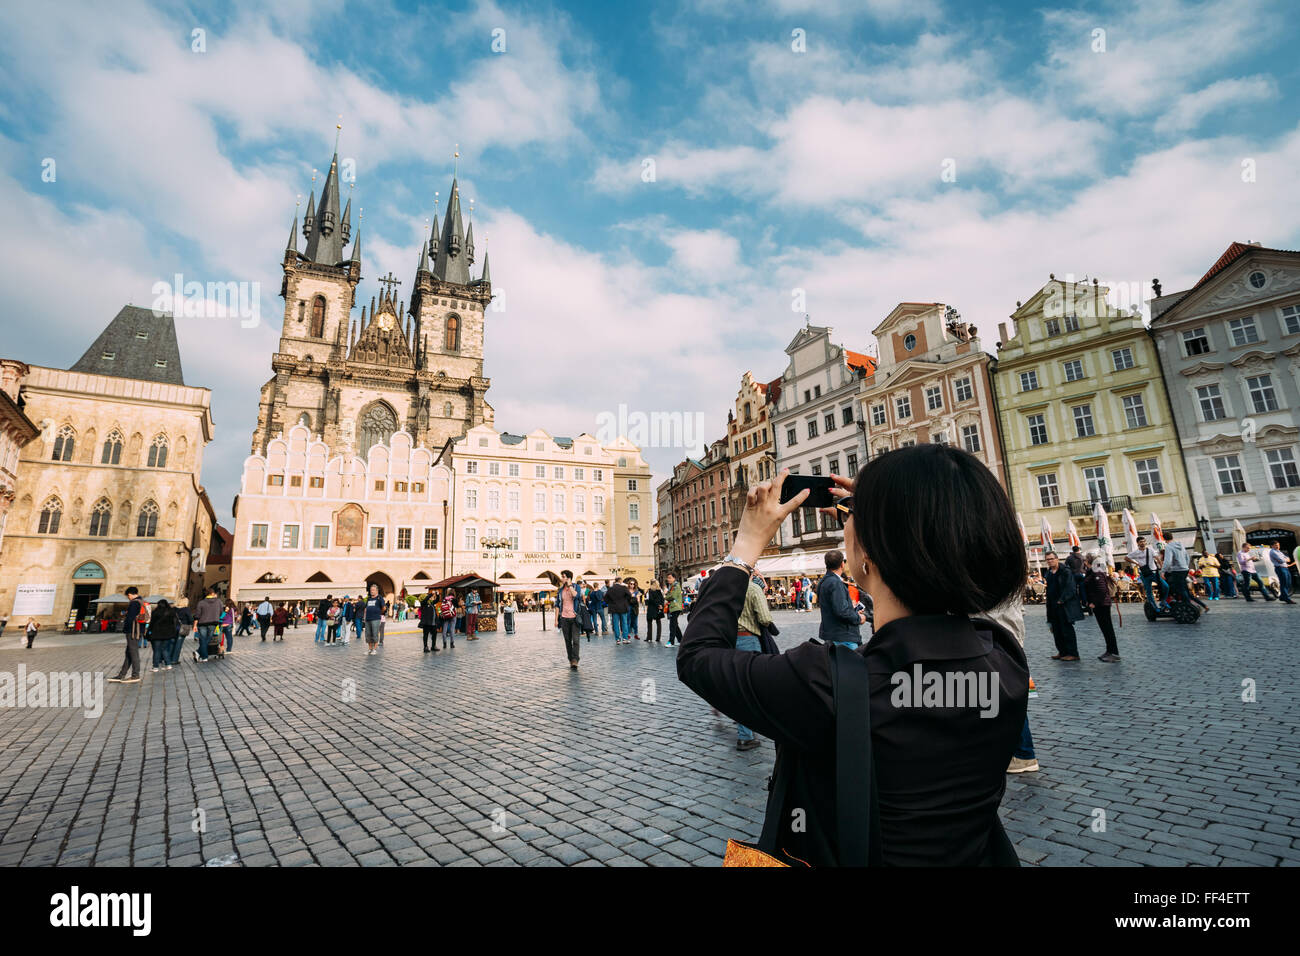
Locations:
13;584;57;616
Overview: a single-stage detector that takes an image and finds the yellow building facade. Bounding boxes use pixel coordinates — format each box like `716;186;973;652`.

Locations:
994;278;1196;553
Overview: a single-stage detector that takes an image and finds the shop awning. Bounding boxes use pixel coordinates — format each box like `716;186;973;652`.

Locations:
755;550;836;576
235;584;358;602
426;574;496;590
498;577;560;592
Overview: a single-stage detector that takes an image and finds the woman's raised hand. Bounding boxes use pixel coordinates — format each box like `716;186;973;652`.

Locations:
730;468;807;566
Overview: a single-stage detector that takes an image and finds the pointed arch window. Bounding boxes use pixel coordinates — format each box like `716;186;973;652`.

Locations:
147;434;169;468
310;296;326;338
101;429;123;465
89;498;112;537
52;424;75;462
357;402;397;460
136;500;160;538
38;496;62;534
445;314;460;351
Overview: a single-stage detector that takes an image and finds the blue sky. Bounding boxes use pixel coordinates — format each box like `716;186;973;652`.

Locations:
1;0;1298;525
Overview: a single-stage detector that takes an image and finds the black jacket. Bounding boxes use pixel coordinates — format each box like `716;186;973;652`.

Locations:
605;583;631;614
677;565;1027;866
150;605;179;642
1045;566;1084;623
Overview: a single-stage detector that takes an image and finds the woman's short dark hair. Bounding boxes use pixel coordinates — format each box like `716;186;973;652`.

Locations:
850;445;1027;616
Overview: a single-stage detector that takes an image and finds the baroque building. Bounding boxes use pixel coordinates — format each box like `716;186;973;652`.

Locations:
993;277;1196;552
0;306;216;626
861;302;1006;488
1149;242;1300;553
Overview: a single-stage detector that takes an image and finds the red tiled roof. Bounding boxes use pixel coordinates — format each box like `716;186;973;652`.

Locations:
765;377;782;404
1191;241;1298;293
845;350;876;374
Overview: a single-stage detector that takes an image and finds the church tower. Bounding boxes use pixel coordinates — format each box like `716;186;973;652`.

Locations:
252;139;494;460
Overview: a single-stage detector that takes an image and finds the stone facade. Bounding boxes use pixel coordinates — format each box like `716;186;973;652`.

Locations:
0;358;215;626
725;371;781;557
669;438;733;580
993;277;1196;552
0;360;39;555
608;438;654;585
862;302;1006;488
1149;242;1300;552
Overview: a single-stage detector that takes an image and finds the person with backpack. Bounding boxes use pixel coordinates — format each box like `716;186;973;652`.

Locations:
605;577;632;644
315;595;333;643
108;586;147;684
149;599;179;672
438;589;456;649
220;600;236;654
466;588;482;640
195;587;223;662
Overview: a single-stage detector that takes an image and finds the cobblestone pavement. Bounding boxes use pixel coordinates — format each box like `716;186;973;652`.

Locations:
0;599;1296;866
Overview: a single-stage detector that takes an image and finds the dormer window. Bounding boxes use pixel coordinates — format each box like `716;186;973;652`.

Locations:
154;359;167;368
135;330;149;340
102;351;115;361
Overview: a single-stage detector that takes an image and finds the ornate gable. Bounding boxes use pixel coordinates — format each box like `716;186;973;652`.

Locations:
349;303;414;369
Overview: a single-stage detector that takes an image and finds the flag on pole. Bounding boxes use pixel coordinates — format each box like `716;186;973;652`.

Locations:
1150;512;1165;547
1039;516;1053;552
1067;520;1081;549
1093;500;1114;566
1122;508;1139;555
1015;512;1029;547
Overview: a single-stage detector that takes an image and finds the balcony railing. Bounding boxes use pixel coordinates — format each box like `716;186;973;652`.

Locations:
1067;495;1133;517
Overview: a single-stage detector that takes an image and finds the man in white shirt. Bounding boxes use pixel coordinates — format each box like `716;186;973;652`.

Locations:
256;597;274;640
1126;537;1170;611
1237;547;1275;602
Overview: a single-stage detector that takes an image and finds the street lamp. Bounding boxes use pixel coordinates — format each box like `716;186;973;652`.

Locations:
481;535;513;612
1197;516;1211;552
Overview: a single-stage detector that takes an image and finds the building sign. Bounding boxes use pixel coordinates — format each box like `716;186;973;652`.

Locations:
484;551;587;563
73;562;105;580
13;584;57;616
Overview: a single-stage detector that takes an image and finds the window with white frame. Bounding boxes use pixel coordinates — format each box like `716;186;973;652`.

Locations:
313;525;329;549
1063;359;1084;382
396;527;412;550
1064;313;1080;332
554;492;565;512
553;466;564;479
931;431;948;445
249;523;268;548
629;501;640;521
895;395;912;419
1134;457;1164;495
871;404;886;426
534;529;547;550
534;465;545;478
1073;405;1095;438
1182;327;1211;355
508;490;520;512
488;489;500;510
369;527;385;549
1122;393;1148;428
630;534;641;556
1083;465;1108;501
1196;384;1226;421
465;460;478;474
962;424;981;453
1020;370;1039;391
954;378;973;402
1265;448;1300;489
1282;304;1300;335
1214;455;1246;494
465;487;478;509
808;419;819;439
574;492;585;513
1247;374;1279;413
554;529;565;551
1045;318;1061;337
594;530;606;551
1037;473;1060;508
593;469;604;481
824;413;837;432
508;463;520;477
488;461;500;476
508;527;519;549
464;527;477;550
594;495;605;515
534;491;546;512
423;528;439;550
575;529;585;550
786;427;798;447
926;386;943;410
1229;316;1260;347
281;524;300;549
1112;347;1135;371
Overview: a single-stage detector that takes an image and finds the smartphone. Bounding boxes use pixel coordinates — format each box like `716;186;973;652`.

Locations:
780;474;835;508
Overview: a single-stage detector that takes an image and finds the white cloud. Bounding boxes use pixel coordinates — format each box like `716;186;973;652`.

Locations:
1153;76;1278;135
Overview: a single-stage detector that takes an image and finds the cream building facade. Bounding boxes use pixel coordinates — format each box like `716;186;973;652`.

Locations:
994;277;1196;552
0;360;39;555
0;306;215;626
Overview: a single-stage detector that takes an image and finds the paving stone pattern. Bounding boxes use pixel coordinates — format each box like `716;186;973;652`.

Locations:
0;599;1296;866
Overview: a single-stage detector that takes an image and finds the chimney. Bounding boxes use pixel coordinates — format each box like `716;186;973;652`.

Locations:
998;322;1009;345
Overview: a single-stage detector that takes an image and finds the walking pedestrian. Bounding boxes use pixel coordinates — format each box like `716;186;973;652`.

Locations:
363;584;384;655
1127;536;1170;611
439;590;456;649
556;571;582;668
627;580;641;638
593;581;608;636
315;595;332;643
237;604;253;635
195;587;223;662
272;603;289;641
256;596;274;640
1216;551;1238;598
420;587;439;651
221;600;235;654
108;587;147;684
148;600;180;672
1198;551;1221;600
607;577;633;644
665;573;684;646
1082;555;1121;661
1237;545;1276;602
645;581;664;643
503;595;517;634
1268;540;1296;604
24;618;38;648
1044;552;1082;661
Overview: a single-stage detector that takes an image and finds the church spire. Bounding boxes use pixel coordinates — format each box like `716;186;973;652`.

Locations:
304;142;345;265
286;209;299;255
465;221;475;267
479;250;491;285
350;229;362;266
340;196;352;245
432;177;470;285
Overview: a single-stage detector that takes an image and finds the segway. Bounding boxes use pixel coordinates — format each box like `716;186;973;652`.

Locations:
1142;595;1200;624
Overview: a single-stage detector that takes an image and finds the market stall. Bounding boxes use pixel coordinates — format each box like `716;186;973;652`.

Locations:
426;574;499;631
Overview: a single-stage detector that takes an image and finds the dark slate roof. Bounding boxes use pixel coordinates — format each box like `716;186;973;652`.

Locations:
71;305;185;385
499;433;525;445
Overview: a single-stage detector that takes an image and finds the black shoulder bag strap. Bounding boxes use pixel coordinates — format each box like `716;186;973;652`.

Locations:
830;642;882;866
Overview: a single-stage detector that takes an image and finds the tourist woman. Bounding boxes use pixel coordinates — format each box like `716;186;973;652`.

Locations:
645;581;665;643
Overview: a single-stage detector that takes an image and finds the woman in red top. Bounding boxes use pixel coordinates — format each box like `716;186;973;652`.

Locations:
272;603;289;641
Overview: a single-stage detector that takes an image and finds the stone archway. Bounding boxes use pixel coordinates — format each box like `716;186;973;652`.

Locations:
365;571;395;598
